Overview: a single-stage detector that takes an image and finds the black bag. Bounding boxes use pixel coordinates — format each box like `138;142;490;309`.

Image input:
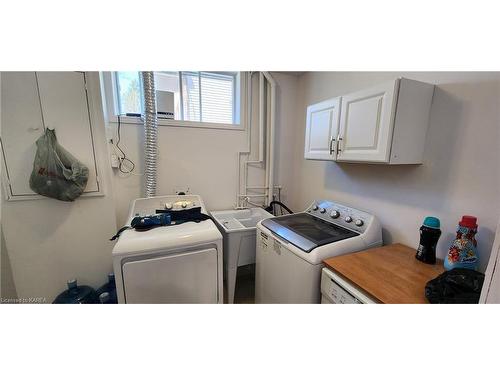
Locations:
425;268;485;304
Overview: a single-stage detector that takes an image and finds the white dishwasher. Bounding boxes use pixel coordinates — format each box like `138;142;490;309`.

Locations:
321;267;378;304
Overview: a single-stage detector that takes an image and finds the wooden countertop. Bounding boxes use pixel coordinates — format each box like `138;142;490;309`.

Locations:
323;243;445;304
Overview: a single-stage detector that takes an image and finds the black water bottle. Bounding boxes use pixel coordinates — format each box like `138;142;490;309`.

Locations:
416;217;441;264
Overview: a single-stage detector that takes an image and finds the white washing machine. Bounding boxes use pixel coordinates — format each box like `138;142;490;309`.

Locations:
112;195;223;304
255;199;382;304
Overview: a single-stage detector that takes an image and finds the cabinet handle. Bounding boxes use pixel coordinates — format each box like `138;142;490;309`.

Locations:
329;137;336;155
337;136;343;154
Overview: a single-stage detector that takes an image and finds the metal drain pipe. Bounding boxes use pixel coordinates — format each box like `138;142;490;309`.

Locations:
141;72;158;197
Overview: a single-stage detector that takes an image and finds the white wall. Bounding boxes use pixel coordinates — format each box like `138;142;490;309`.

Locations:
1;229;17;301
109;72;299;227
290;72;500;271
0;72;18;302
1;74;118;302
273;73;300;207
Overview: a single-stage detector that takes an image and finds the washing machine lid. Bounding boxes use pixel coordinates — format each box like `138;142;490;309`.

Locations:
112;219;222;256
261;213;359;253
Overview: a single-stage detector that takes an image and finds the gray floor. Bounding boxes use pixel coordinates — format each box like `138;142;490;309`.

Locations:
231;264;255;304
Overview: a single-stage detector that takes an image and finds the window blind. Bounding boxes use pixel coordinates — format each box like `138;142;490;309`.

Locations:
200;72;234;124
181;72;235;124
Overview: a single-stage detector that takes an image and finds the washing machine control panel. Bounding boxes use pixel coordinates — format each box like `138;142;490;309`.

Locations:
305;200;373;234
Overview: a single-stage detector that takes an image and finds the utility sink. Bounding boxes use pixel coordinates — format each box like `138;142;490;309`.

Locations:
212;208;272;231
210;208;274;303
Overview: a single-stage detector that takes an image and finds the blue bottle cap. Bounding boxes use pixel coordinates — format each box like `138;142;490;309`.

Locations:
67;279;77;289
423;216;440;229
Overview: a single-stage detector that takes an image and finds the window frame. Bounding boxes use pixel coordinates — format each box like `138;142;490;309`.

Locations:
101;71;246;131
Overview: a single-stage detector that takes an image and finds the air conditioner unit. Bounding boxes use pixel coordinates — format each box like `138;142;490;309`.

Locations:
156;91;175;119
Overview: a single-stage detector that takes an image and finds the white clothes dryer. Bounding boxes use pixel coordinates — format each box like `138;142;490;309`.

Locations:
112;195;223;304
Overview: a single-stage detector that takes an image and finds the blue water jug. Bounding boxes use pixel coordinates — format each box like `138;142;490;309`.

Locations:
96;273;117;304
53;279;99;304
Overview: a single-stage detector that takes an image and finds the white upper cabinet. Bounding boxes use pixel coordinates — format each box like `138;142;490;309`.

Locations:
304;97;341;160
304;78;435;164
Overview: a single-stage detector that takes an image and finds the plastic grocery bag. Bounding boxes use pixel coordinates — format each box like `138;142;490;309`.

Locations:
29;128;89;201
425;268;485;304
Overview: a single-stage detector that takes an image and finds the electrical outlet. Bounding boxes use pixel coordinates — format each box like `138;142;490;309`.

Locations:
110;153;120;168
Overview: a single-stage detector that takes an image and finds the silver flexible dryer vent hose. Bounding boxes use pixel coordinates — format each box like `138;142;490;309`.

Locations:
141;72;158;197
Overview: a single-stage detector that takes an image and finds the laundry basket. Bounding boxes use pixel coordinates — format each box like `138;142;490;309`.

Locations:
210;208;274;303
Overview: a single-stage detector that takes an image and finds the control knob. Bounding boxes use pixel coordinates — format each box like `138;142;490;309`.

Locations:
355;219;364;227
319;208;326;213
345;216;353;223
165;202;173;210
181;202;188;209
330;210;340;218
312;205;319;211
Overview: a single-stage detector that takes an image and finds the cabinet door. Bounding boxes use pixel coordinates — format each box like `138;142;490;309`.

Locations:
1;72;45;197
36;72;100;192
1;72;101;199
337;80;399;163
304;97;341;160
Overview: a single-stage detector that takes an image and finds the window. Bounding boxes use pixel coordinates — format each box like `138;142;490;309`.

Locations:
116;71;143;115
113;71;241;126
